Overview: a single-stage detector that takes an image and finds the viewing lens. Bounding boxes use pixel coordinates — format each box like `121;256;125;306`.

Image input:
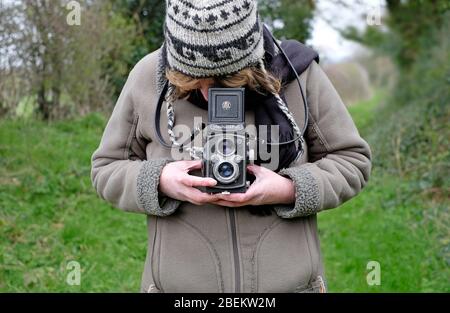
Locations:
218;138;235;156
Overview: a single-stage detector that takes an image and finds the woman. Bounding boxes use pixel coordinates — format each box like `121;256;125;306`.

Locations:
91;0;371;293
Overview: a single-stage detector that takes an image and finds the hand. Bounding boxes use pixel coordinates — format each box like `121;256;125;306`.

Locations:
159;160;220;205
212;164;295;207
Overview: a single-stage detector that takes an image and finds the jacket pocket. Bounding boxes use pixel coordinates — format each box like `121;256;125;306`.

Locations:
254;218;315;292
144;283;162;293
124;113;145;160
293;275;327;293
155;216;224;293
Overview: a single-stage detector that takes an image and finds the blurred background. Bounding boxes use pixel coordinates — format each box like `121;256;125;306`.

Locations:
0;0;449;292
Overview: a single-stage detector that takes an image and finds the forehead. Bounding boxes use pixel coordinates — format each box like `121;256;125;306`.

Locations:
197;77;216;83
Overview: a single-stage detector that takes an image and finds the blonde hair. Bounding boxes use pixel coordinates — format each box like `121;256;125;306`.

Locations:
165;64;282;100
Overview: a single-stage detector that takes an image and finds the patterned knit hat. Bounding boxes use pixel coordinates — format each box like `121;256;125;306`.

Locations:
163;0;265;78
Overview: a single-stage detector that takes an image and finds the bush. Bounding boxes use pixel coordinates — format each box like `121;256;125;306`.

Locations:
368;15;450;197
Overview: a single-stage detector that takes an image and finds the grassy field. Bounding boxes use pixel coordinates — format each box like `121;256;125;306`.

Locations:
319;94;449;292
0;95;448;292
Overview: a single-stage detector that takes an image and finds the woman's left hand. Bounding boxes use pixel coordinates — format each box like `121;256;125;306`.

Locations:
212;164;295;207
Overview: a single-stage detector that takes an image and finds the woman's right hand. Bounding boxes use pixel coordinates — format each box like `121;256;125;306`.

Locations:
159;160;219;205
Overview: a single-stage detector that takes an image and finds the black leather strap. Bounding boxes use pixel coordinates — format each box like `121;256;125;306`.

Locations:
154;80;172;148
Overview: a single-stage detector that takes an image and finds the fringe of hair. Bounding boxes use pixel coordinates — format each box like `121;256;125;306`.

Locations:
165;64;282;100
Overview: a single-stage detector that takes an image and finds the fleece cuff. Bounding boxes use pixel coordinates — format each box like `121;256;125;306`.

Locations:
136;158;181;216
274;166;321;218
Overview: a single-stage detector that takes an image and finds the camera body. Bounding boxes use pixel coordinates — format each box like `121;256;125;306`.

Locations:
202;88;248;193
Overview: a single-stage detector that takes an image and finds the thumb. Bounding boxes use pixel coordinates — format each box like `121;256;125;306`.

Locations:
247;164;264;177
183;160;203;171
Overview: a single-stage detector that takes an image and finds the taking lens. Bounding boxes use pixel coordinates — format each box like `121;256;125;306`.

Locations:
213;160;239;184
218;162;234;178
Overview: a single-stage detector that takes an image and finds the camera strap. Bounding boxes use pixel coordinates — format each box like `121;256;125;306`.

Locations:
154;79;171;149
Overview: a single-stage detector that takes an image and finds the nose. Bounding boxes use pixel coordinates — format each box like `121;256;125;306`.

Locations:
199;79;215;101
200;86;208;101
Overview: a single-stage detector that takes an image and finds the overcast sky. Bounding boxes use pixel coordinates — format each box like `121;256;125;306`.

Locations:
308;0;385;63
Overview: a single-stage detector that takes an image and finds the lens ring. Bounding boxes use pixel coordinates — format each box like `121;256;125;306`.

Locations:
218;162;234;178
213;161;239;184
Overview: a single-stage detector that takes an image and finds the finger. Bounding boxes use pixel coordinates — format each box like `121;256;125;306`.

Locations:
215;192;251;203
216;182;259;201
181;175;217;187
211;200;248;207
187;188;220;204
247;164;264;177
182;160;203;171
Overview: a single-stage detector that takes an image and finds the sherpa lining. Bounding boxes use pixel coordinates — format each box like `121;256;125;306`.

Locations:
136;158;181;216
274;166;320;218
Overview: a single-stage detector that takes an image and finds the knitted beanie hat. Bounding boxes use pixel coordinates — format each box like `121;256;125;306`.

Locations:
163;0;265;78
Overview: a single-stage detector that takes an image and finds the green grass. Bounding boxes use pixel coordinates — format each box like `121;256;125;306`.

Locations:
347;90;383;131
0;97;448;292
318;172;449;292
0;114;147;292
319;91;449;292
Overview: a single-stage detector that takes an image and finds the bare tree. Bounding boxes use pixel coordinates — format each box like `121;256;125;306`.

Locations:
0;0;135;120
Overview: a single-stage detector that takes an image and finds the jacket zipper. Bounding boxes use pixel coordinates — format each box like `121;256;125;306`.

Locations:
228;208;241;292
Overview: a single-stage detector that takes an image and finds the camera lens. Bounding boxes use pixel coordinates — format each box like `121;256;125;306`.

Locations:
216;138;235;156
213;160;239;184
218;162;234;178
221;139;233;155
